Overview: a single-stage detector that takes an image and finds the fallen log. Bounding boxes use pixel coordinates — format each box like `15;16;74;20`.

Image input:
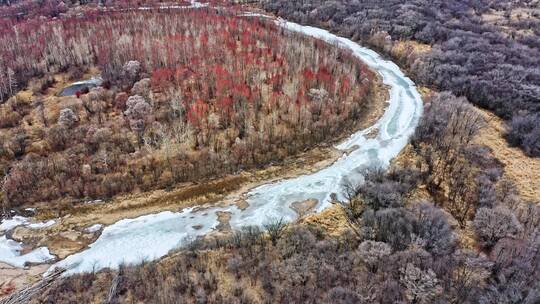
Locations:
0;268;64;304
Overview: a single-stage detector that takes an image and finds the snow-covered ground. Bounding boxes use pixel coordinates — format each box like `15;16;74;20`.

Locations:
47;16;423;276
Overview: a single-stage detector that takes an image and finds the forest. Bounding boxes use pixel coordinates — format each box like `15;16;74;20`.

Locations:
0;7;376;208
31;92;540;303
262;0;540;156
0;0;539;303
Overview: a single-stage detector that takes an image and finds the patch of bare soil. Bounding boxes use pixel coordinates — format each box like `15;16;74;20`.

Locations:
0;263;50;299
475;109;540;202
290;199;318;218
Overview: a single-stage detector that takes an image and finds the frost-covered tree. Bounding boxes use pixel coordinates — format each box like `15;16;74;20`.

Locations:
124;95;152;143
123;60;141;79
473;207;522;249
506;113;540;156
356;240;391;271
400;263;442;304
6;68;16;96
122;60;141;88
57;108;78;128
412;201;456;256
0;69;6;101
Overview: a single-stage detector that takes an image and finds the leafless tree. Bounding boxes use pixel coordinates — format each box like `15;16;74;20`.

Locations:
264;217;287;246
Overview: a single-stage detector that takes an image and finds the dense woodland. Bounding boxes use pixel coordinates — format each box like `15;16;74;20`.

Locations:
32;93;540;303
262;0;540;156
0;0;189;19
0;8;376;208
0;1;539;303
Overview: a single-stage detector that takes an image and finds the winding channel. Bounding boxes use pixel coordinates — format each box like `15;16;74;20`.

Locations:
3;8;424;276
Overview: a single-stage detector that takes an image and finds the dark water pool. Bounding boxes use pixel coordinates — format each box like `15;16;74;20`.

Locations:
58;78;102;96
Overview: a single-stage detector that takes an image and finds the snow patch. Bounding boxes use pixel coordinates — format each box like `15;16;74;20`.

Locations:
0;215;56;268
1;216;56;232
28;220;56;229
85;224;103;233
70;76;103;86
0;216;29;232
0;236;55;268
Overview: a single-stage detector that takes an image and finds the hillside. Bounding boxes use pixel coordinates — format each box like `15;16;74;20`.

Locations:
29;92;540;303
263;0;540;156
1;0;539;303
0;7;377;210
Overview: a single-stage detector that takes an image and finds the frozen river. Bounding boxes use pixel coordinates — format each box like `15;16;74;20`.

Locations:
45;14;423;275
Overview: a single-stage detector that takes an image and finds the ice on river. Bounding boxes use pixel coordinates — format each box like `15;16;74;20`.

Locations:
0;236;55;268
58;77;103;96
49;208;219;275
47;17;423;276
1;216;56;232
0;216;29;232
0;215;57;267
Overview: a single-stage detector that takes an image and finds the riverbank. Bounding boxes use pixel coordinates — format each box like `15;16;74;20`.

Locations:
43;13;421;276
0;79;388;298
1;58;390;300
1;5;421;296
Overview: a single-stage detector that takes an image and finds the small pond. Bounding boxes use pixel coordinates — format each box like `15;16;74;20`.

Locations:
58;77;102;96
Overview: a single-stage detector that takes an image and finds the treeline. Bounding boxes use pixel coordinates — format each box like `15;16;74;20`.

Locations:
0;0;68;19
31;94;540;303
0;0;184;20
262;0;540;156
0;8;375;208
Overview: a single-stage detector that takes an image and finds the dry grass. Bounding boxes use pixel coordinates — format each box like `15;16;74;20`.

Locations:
474;109;540;202
301;205;350;236
480;4;540;41
0;263;50;300
391;40;432;57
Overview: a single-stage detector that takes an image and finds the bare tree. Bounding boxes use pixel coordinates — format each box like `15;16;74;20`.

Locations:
124;95;152;146
264;218;287;246
357;240;391;272
400;263;442;304
473;207;522;249
6;68;16;96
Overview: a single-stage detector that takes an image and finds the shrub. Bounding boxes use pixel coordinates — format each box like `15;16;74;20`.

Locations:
412;202;456;256
473;207;522;249
506;113;540;157
57;108;78;127
356;240;391;271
